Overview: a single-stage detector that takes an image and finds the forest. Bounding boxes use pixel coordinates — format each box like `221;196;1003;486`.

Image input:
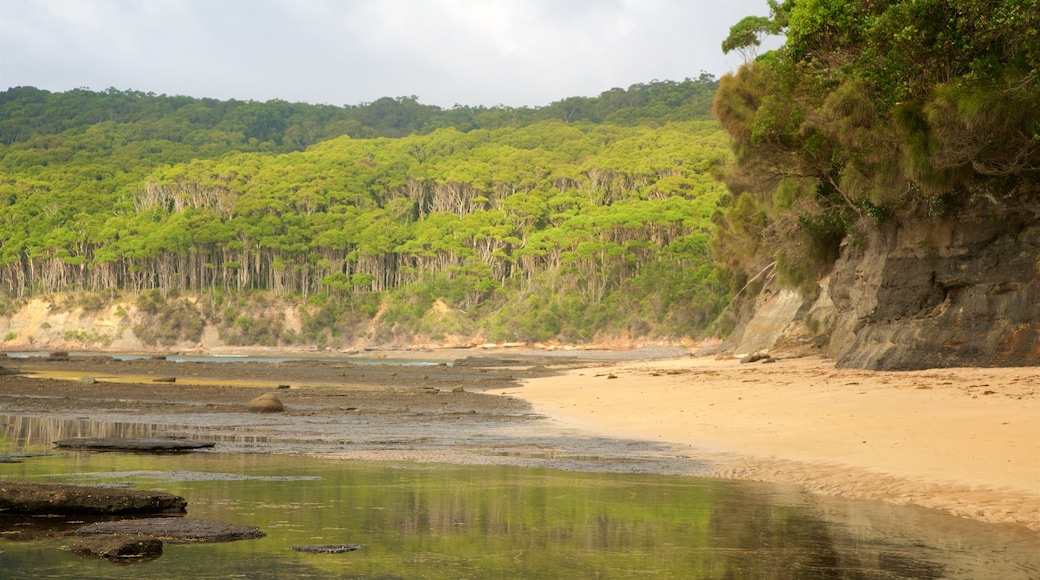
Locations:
0;76;730;346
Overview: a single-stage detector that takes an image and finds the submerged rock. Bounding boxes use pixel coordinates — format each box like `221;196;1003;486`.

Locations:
70;534;163;562
291;544;360;554
54;437;216;452
246;393;284;413
76;517;266;543
0;481;187;514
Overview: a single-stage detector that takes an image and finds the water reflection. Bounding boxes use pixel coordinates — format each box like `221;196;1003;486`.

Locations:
2;351;441;366
0;420;1037;579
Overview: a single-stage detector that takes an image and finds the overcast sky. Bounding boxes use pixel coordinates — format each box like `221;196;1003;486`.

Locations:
1;0;774;108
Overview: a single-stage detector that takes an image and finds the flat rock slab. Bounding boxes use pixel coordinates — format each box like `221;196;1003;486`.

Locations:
77;517;266;543
0;481;187;514
54;438;216;452
291;544;360;554
70;534;163;562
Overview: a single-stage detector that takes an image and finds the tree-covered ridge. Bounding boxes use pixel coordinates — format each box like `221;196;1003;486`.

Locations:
712;0;1039;293
0;75;718;148
0;80;729;345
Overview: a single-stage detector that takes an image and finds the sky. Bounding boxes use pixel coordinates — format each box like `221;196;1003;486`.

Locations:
0;0;775;108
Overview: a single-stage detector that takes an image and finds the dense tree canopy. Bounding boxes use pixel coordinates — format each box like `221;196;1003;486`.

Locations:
0;77;729;345
713;0;1039;292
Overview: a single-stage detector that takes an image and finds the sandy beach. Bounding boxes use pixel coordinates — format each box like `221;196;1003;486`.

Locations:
489;354;1040;530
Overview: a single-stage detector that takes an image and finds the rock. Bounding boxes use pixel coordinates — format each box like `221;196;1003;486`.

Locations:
816;207;1040;370
0;481;187;514
152;376;176;383
277;384;291;389
76;517;266;543
740;351;770;364
70;534;163;562
80;375;97;384
54;437;216;452
48;351;70;361
246;393;284;413
451;385;465;393
291;544;360;554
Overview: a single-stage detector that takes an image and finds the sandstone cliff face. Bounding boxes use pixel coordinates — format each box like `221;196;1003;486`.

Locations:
809;205;1040;370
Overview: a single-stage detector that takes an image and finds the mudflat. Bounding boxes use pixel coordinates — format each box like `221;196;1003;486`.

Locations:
1;350;1037;532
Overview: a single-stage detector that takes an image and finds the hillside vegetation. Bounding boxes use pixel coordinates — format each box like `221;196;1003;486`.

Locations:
0;77;730;348
713;0;1038;294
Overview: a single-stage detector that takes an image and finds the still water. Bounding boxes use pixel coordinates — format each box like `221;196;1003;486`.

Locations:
2;351;442;366
1;423;1037;579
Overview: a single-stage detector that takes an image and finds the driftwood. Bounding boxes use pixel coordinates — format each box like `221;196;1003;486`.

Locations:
0;481;186;514
54;437;216;452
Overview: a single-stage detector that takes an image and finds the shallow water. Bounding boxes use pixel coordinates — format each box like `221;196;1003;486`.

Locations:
2;351;442;366
1;422;1038;579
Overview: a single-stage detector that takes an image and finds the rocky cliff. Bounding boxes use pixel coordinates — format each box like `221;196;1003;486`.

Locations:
737;203;1040;370
816;205;1039;369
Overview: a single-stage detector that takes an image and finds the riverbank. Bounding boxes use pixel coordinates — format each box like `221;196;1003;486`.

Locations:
487;354;1040;530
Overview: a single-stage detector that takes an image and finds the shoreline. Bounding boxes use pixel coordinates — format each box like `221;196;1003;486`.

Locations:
2;350;1037;531
488;354;1040;530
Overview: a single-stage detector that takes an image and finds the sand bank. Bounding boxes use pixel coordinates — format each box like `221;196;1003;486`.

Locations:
491;355;1040;530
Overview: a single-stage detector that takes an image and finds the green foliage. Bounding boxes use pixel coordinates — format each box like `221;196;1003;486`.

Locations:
132;290;205;346
713;0;1040;296
77;292;106;312
3;331;15;342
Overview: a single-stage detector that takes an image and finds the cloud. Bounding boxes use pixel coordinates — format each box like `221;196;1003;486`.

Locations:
0;0;773;107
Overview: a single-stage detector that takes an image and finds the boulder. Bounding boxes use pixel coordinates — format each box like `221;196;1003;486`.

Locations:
76;517;266;543
739;351;771;364
246;393;284;413
0;481;186;514
80;375;97;384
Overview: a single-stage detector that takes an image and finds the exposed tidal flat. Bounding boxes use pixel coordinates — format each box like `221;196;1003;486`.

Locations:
0;350;1037;577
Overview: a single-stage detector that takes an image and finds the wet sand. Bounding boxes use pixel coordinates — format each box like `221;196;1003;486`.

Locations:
1;350;1038;532
487;354;1040;530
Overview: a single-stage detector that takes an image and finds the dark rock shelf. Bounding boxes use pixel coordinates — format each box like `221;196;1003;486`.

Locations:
54;437;216;452
0;481;187;514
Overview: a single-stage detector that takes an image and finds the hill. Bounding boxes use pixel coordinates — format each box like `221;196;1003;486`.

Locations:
0;77;730;350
